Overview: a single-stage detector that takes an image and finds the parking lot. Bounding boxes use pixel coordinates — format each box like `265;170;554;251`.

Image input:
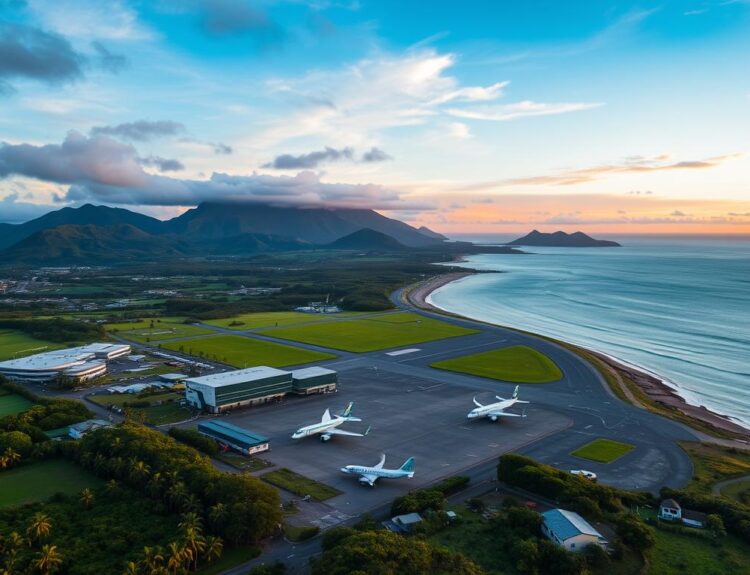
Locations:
206;366;572;515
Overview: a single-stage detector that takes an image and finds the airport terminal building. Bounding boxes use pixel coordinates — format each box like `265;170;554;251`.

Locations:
185;365;337;413
0;343;131;383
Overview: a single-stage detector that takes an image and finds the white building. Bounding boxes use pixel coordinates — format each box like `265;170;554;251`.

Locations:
659;499;707;528
541;509;607;552
0;343;130;383
69;419;112;439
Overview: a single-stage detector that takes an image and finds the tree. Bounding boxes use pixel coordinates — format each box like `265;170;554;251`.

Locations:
706;514;727;538
166;542;186;575
204;536;223;564
615;515;655;551
80;488;95;509
0;431;33;458
27;513;52;545
34;544;63;575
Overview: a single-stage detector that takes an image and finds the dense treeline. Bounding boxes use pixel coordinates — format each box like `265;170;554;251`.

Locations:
72;423;281;545
497;454;651;517
391;475;469;516
0;319;104;344
313;529;484;575
168;427;219;456
660;486;750;540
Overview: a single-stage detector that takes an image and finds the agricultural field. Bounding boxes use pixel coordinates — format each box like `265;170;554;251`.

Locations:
204;311;364;330
258;312;478;352
571;438;635;463
261;467;342;501
0;329;65;361
162;334;335;367
431;345;563;384
0;392;35;417
104;317;214;342
0;459;102;508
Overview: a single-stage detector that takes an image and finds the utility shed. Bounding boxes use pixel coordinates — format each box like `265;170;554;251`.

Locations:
291;366;338;394
541;509;607;552
198;420;270;455
185;366;293;413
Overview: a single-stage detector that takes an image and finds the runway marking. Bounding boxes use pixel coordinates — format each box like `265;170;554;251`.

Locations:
397;339;508;362
386;348;421;356
584;424;593;430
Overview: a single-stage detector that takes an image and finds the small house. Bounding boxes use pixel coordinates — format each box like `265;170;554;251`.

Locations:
68;419;112;439
541;509;607;552
659;499;707;528
385;512;423;533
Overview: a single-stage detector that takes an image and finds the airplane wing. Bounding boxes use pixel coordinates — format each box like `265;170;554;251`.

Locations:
374;453;386;469
494;395;508;402
326;428;365;437
321;408;332;423
360;473;379;485
472;397;485;408
487;411;523;418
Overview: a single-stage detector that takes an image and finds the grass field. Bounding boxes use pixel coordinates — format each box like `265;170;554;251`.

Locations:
258;312;478;352
0;459;102;508
90;390;182;407
430;345;563;383
720;479;750;506
205;311;363;330
571;438;635;463
261;468;342;501
139;403;193;425
679;442;750;495
0;329;65;361
648;529;750;575
0;393;35;417
162;334;334;367
105;317;214;342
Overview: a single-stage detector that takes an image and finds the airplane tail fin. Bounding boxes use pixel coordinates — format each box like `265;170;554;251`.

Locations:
342;401;354;417
400;457;415;474
364;426;372;436
512;385;520;400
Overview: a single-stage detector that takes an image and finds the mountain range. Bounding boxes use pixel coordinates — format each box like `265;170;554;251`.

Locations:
0;203;447;264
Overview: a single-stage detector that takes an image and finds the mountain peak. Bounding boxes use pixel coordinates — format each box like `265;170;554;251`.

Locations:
507;230;621;247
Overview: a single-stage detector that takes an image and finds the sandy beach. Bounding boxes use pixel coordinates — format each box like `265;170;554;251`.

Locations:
407;271;750;441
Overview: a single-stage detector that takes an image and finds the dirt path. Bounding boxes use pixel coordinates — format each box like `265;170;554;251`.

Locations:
711;474;750;496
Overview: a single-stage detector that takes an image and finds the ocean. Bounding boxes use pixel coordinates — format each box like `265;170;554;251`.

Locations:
428;235;750;428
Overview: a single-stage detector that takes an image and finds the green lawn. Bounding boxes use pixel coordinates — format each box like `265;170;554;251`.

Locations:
0;393;35;417
571;438;635;463
720;479;750;506
90;390;183;407
139;403;193;425
430;345;563;383
161;334;335;368
258;312;478;352
0;459;102;508
649;529;750;575
105;317;214;342
261;468;342;501
205;311;363;330
0;329;65;361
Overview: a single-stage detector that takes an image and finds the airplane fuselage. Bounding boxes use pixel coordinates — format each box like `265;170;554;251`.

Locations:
467;398;518;420
292;417;344;440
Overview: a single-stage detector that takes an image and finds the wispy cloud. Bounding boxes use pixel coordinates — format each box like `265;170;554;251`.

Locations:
447;101;603;122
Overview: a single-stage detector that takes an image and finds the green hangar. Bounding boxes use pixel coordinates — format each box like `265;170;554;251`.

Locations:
185;365;337;413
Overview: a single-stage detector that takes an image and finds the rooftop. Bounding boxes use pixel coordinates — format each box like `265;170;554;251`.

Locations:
0;343;130;372
198;419;269;444
187;366;290;388
542;509;603;541
661;498;681;509
291;366;337;379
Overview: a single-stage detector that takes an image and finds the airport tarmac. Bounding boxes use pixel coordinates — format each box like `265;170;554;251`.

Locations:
212;367;572;514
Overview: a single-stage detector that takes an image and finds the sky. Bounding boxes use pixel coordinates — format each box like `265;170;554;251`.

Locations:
0;0;749;235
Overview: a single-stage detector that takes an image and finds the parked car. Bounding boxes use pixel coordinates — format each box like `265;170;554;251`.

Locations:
570;469;597;481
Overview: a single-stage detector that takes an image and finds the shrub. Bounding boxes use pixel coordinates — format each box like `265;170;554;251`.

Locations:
432;475;470;496
167;427;219;456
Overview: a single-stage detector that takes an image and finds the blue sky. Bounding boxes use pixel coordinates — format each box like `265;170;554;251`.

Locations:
0;0;749;233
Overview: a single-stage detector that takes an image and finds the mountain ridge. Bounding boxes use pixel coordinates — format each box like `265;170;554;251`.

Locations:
507;230;621;247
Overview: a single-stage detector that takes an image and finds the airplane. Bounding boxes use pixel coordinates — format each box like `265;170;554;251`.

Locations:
291;402;368;442
467;385;529;422
340;453;415;487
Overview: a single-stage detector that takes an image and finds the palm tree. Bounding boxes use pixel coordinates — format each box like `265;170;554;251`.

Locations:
208;503;226;531
80;488;95;509
181;527;205;571
178;513;201;533
204;536;223;565
34;544;63;574
141;545;165;572
122;561;140;575
1;530;24;573
130;460;151;484
3;448;20;468
147;472;164;499
166;482;187;511
26;513;51;545
166;542;186;575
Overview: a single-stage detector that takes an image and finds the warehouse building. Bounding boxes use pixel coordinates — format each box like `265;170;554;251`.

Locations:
291;366;337;394
0;343;130;383
198;420;270;455
184;365;338;413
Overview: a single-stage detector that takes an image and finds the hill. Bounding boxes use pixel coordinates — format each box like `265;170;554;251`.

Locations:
164;202;442;247
0;204;164;250
417;226;447;240
0;224;188;264
326;228;406;251
507;230;621;247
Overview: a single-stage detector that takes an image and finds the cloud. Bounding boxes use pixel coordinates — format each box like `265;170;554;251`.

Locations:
0;21;83;93
263;146;354;169
0;132;418;210
91;41;128;73
191;0;284;45
361;147;392;163
139;155;185;172
90;120;186;141
0;193;57;224
670;210;688;217
447;101;603;122
490;153;742;187
728;212;750;217
212;142;233;155
27;0;153;41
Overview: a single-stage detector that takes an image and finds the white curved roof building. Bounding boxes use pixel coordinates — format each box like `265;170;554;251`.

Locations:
0;343;130;383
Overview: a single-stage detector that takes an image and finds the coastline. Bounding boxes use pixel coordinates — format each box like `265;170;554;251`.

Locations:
407;271;750;442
